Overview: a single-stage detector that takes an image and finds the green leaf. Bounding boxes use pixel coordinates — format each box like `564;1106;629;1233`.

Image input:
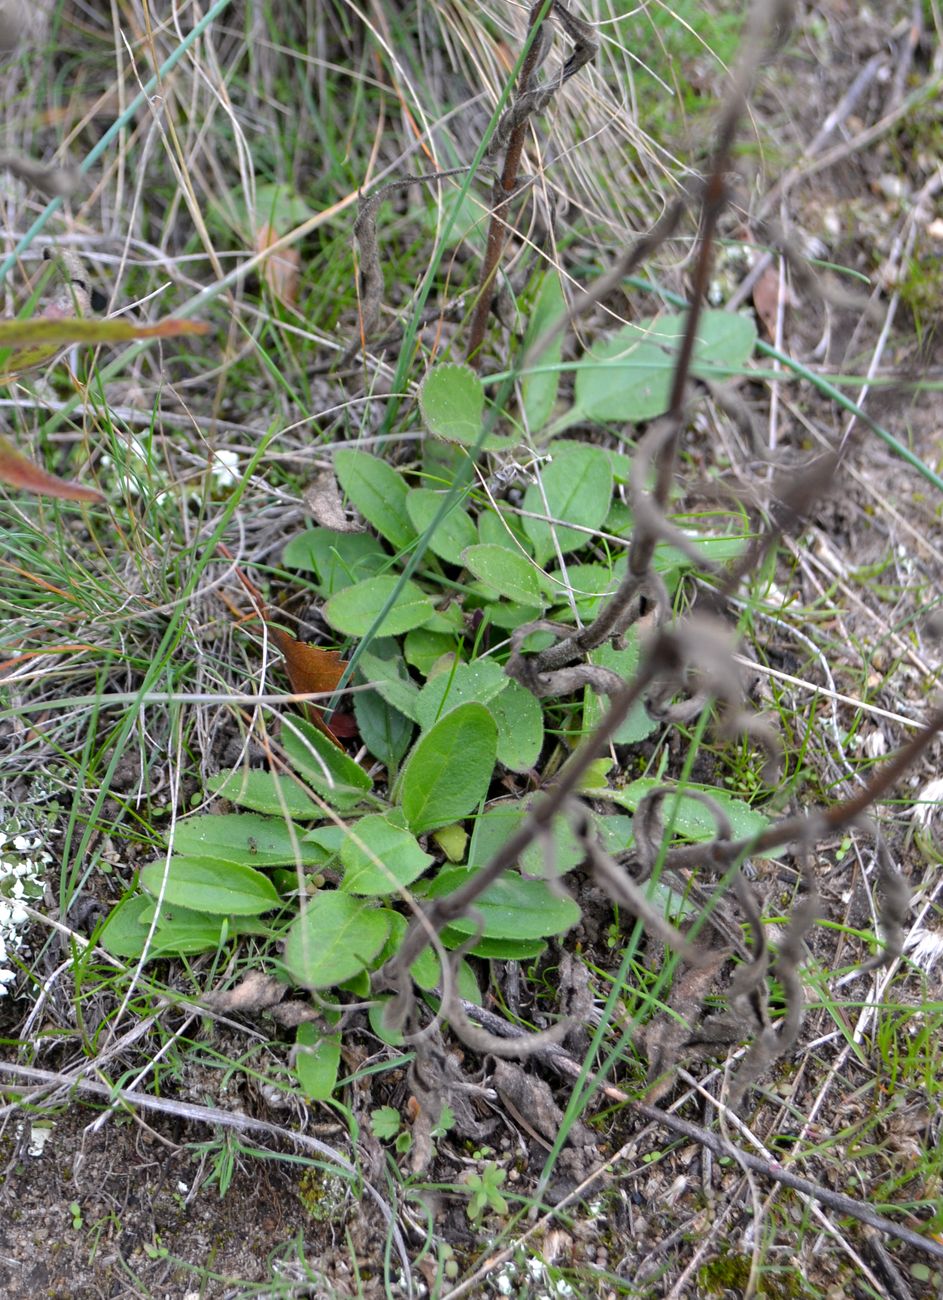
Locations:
652;533;749;579
419;363;483;445
282;527;386;596
439;930;547;961
357;639;421;722
218;180;316;234
283;892;391;989
302;825;345;860
369;997;404;1046
425;868;580;940
171;813;326;868
594;779;770;840
415;659;508;731
522;442;613;565
519;807;584;878
323;574;435;637
295;1023;342;1101
334;449;416;551
150;906;228;955
432;822;468;863
467;803;523;868
353;689;414;771
461;543;547;609
477;505;533;554
412;949;481;1003
571;310;757;425
340;813;434;896
398;702;498;832
403;627;455;677
207;769;326;820
585;634;658;744
370;1105;402;1140
98;894;151;959
405;488;477;565
281;715;373;810
595;814;635;855
546;562;616;621
521;271;565;430
139;857;280;916
489;679;544;772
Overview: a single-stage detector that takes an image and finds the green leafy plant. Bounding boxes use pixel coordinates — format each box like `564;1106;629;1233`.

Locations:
463;1161;509;1222
95;348;766;1103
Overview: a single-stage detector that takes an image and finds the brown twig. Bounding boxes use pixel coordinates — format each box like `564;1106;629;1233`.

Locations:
466;1;554;365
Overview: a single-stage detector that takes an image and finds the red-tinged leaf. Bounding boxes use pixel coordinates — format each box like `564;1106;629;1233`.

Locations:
752;263;790;340
0;315;209;383
270;625;348;748
255;221;300;306
327;711;359;739
0;434;103;502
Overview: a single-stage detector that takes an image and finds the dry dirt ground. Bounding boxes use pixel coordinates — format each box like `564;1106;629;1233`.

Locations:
2;3;943;1298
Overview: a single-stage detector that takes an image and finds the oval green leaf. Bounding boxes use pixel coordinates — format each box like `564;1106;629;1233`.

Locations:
171;813;326;868
282;527;386;595
461;543;547;609
139;856;280;916
399;702;497;833
295;1023;342;1101
427;868;580;940
521;271;565;430
419;363;483;445
334;448;416;551
283;892;391;989
594;778;770;840
323;574;435;637
98;894;152;959
522;442;613;565
281;715;373;810
207;769;326;820
405;487;478;565
489;679;544;773
415;659;508;732
340;813;434;896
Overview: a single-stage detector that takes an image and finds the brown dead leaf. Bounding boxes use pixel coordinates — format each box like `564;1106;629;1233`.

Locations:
269;624;348;748
255;221;300;306
752;262;789;339
202;971;287;1013
303;468;361;532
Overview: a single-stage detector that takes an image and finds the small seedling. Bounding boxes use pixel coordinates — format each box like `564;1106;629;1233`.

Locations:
464;1161;509;1222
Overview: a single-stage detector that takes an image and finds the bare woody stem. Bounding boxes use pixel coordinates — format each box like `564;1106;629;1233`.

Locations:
466;1;552;366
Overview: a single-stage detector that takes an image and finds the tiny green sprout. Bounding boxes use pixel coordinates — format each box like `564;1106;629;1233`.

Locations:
465;1161;508;1222
370;1105;403;1141
432;1105;455;1139
69;1201;83;1230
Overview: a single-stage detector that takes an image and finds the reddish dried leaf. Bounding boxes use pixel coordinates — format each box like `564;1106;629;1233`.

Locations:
270;625;348;748
255;222;300;306
752;263;786;339
0;434;103;502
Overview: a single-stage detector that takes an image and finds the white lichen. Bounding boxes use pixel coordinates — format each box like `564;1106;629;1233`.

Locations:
0;814;53;995
904;926;943;973
911;778;943;830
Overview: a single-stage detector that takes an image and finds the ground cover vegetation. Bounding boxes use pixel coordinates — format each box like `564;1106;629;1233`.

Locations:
0;0;942;1296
